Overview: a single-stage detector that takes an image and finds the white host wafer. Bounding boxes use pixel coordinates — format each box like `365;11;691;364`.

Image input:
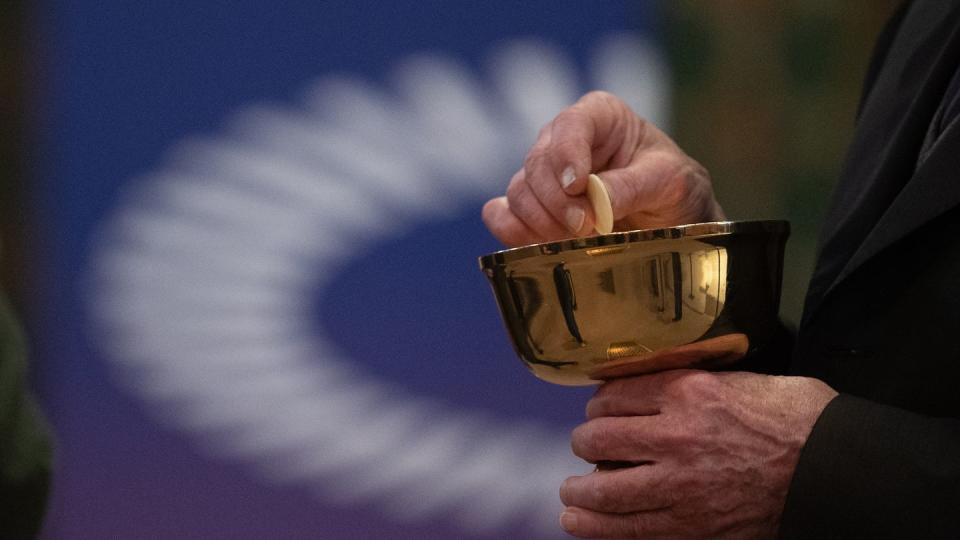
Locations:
587;173;614;234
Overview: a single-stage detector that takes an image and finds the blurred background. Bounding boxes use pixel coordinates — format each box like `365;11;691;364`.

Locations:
1;1;897;539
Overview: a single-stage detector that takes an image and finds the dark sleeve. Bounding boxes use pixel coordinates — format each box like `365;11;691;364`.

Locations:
0;292;52;539
779;394;960;539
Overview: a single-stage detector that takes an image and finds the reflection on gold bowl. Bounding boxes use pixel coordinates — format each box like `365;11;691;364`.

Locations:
478;221;789;386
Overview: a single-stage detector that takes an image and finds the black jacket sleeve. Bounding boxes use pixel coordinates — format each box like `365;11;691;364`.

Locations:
780;394;960;539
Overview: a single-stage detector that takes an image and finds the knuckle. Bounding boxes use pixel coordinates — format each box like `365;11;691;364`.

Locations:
535;122;552;142
596;513;648;538
660;426;696;449
558;476;576;504
685;370;717;388
570;423;601;459
505;176;525;203
586;388;626;418
581;89;618;106
583;397;596;419
553;107;587;128
668;370;718;400
528;132;551;157
583;90;629;118
585;91;642;126
550;136;587;164
588;379;644;418
596;377;628;398
660;162;714;218
671;165;695;198
592;483;618;510
505;184;541;227
584;396;606;419
570;425;590;455
522;151;549;179
654;162;692;207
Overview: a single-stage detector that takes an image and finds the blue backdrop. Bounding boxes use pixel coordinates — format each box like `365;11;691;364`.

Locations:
30;2;666;538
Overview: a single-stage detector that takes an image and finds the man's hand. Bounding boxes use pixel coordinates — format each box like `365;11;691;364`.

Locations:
482;91;724;247
560;370;837;539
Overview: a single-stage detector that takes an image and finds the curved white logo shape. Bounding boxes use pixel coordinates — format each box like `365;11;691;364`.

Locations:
87;34;668;537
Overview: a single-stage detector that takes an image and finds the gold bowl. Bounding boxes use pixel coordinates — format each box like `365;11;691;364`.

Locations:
479;220;789;385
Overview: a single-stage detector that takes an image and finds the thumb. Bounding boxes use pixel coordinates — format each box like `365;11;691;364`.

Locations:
593;164;671;229
598;153;718;230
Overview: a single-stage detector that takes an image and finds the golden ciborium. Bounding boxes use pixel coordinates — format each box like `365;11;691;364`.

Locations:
479;221;789;385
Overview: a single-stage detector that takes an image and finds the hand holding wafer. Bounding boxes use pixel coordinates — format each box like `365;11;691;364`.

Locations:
483;91;725;247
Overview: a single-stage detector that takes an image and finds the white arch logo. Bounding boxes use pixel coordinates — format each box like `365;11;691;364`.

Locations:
87;34;668;537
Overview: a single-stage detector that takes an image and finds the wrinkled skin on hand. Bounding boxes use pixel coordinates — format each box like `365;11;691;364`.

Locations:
482;91;724;247
560;370;837;539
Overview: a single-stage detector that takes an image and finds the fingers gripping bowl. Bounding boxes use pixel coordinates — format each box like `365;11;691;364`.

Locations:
479;221;789;386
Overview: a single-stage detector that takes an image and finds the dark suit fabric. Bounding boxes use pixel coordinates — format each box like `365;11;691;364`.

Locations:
780;1;960;537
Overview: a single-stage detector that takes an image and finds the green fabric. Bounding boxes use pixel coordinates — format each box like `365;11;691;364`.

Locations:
0;292;51;539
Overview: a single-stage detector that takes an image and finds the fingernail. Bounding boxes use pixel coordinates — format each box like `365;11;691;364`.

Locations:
559;510;578;532
561;166;576;189
565;206;585;233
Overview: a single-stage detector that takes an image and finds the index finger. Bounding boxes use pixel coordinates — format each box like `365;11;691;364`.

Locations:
543;91;651;196
586;370;700;419
560;465;672;514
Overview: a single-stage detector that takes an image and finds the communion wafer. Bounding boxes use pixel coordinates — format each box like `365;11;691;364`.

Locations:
587;174;613;234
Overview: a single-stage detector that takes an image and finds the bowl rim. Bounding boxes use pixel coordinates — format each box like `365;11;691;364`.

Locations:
479;219;789;268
